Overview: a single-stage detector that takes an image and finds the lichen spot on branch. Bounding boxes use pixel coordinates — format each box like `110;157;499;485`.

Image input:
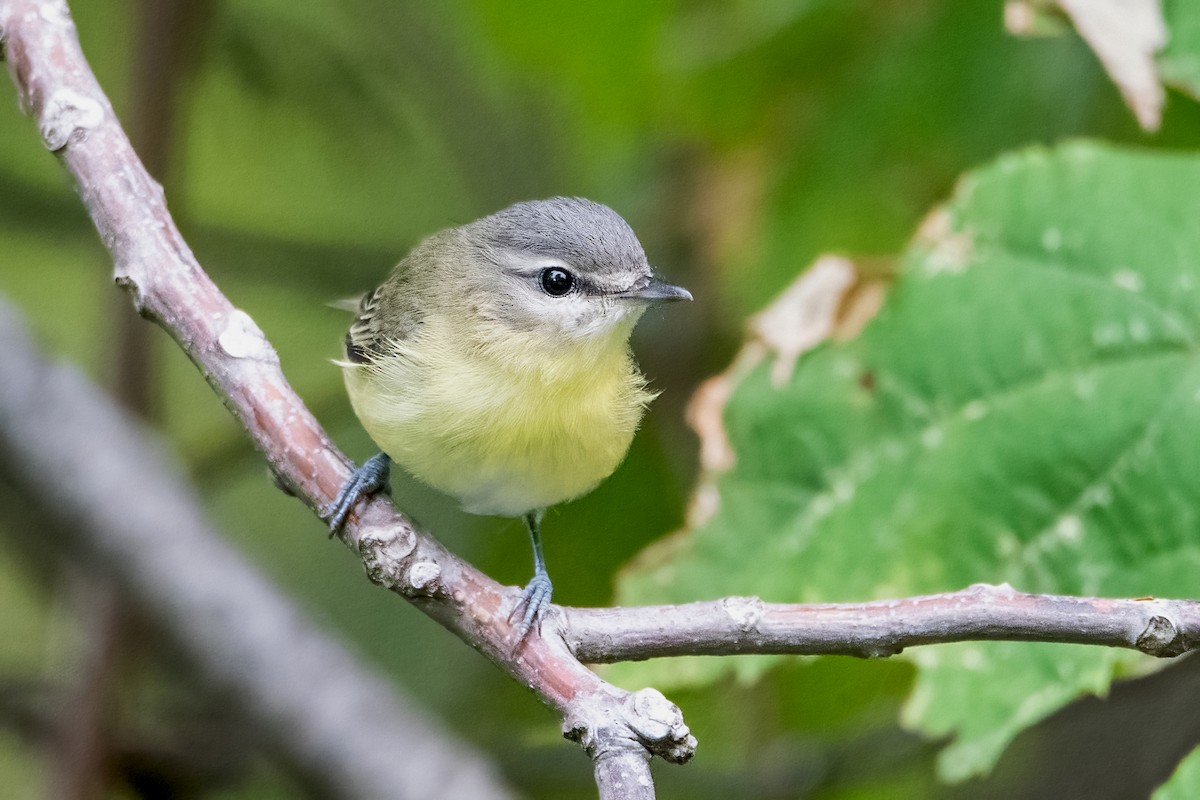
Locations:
406;560;443;595
37;0;74;27
38;88;102;151
217;309;275;363
721;595;765;632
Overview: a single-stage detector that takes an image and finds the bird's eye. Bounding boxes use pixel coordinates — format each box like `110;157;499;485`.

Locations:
539;267;575;297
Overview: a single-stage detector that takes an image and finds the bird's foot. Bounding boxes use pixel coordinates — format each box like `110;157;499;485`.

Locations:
510;570;553;643
324;452;391;535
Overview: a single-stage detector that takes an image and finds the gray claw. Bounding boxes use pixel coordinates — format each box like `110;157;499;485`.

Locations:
326;452;391;534
511;572;553;641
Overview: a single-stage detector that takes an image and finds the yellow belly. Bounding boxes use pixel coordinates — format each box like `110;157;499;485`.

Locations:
342;326;652;517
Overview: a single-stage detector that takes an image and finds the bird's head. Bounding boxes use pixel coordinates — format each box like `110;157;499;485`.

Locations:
460;197;691;345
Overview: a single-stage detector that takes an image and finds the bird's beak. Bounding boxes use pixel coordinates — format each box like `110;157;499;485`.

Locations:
618;277;693;304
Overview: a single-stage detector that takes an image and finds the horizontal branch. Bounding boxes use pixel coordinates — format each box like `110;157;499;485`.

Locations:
564;584;1200;663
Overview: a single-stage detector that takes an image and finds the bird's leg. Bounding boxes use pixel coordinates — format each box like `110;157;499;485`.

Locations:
511;509;553;640
324;452;391;534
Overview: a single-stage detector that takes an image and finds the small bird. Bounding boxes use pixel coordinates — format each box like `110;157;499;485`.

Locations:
326;197;691;636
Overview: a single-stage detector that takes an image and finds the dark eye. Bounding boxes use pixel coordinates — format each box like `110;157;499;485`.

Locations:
539;267;575;297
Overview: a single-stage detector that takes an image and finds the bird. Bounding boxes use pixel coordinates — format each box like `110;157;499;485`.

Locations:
325;197;691;638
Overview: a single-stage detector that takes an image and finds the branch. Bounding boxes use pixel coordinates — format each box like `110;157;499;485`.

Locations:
564;584;1200;663
0;2;694;796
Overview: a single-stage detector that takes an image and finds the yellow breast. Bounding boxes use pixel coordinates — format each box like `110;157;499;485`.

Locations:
342;315;654;517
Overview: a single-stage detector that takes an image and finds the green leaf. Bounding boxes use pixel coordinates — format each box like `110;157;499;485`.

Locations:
1153;745;1200;800
616;141;1200;781
1161;0;1200;101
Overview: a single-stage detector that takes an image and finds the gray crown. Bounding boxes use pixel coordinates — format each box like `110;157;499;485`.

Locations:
473;197;649;280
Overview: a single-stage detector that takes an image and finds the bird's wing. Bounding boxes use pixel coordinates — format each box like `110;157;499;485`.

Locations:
342;246;432;364
344;285;386;364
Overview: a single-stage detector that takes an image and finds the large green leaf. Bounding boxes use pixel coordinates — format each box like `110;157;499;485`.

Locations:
616;141;1200;780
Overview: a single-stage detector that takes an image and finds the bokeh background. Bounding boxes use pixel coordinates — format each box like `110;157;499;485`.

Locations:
2;0;1199;798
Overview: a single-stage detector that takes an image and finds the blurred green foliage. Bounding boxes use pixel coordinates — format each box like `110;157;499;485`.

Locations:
2;0;1199;798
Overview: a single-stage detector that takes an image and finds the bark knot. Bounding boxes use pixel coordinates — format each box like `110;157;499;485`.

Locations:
357;526;416;589
1136;614;1186;657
